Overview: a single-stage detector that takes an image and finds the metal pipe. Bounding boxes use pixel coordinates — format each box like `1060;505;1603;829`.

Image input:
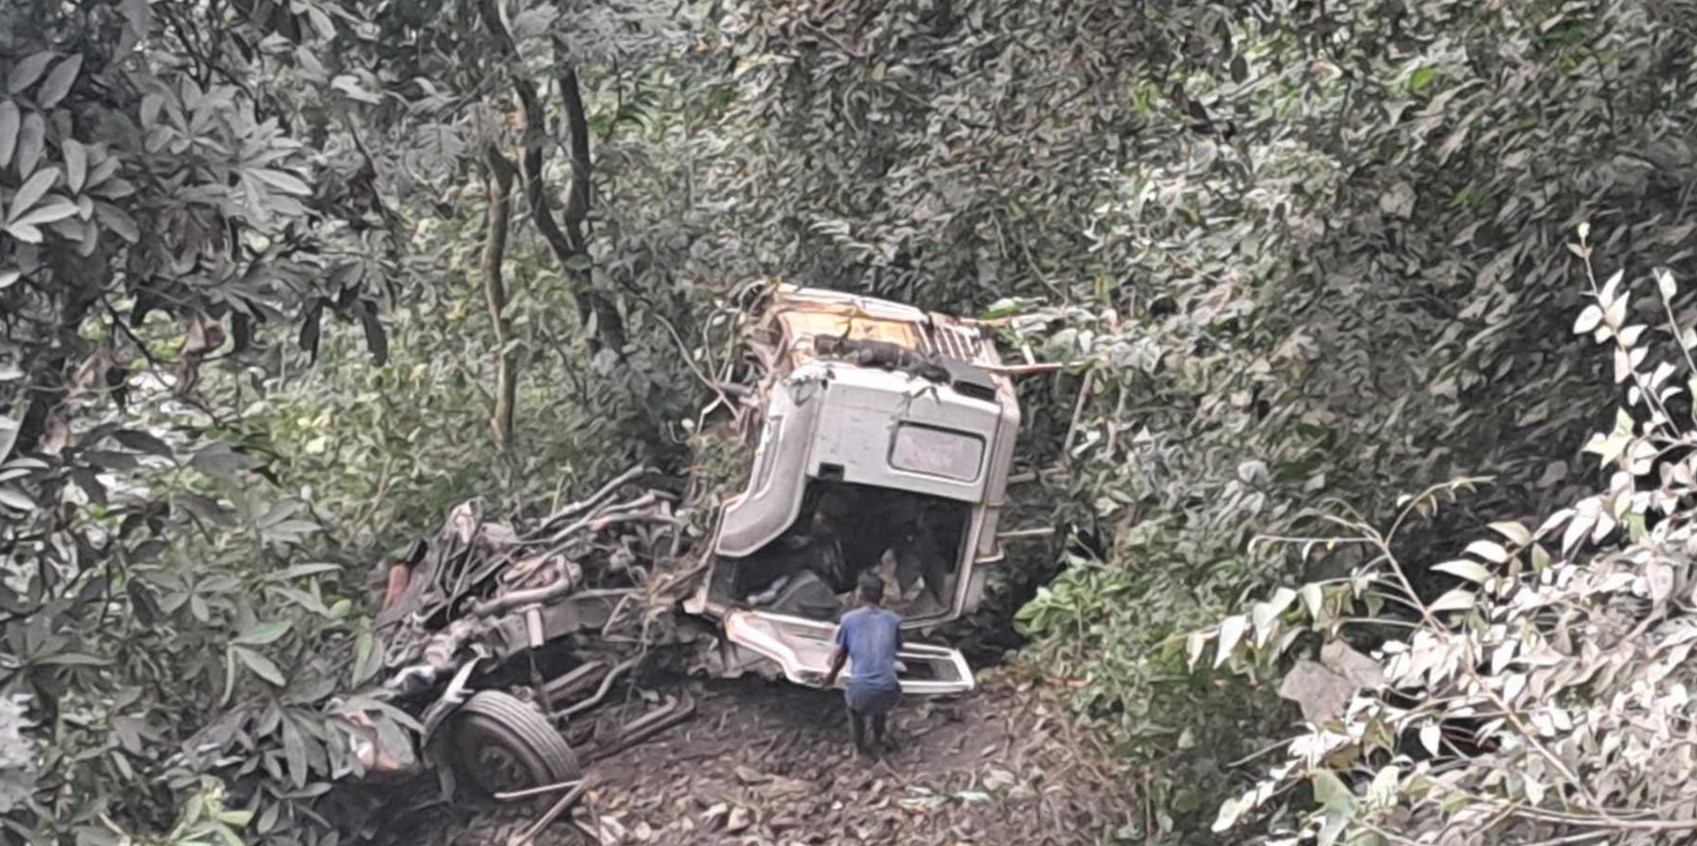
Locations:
527;466;648;538
469;577;577;618
543;660;608;700
524;605;545;647
537;495;662;546
997;527;1057;541
595;692;695;758
557;656;640;720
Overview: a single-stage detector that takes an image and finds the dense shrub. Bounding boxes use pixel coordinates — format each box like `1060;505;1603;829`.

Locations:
1198;241;1697;844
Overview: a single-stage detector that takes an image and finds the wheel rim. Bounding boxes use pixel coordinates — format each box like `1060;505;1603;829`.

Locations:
469;742;532;794
449;691;578;797
455;716;551;794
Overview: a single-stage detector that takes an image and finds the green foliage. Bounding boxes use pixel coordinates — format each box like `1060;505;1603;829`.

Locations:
4;436;414;845
3;0;730;841
685;0;1697;838
8;0;1697;843
1199;241;1697;844
1;1;412;842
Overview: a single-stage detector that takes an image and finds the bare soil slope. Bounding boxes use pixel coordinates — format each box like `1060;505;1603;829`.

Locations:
389;671;1132;846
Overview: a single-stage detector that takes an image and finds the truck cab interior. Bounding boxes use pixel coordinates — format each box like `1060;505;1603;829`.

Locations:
704;478;972;623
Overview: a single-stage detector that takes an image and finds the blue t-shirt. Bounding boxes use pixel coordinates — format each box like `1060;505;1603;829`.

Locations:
835;606;903;690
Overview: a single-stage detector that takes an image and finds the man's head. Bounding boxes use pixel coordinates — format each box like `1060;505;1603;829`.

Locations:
857;571;885;606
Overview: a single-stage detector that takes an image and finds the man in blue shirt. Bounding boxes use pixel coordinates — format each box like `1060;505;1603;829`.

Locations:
824;572;903;756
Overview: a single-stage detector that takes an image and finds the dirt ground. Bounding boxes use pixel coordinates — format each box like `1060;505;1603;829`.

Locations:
385;670;1136;846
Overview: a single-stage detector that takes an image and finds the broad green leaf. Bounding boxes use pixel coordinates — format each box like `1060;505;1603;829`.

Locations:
276;562;341;580
256;803;279;835
353;627;379;684
1214;615;1246;668
8;167;61;222
1604;295;1628;329
83;152;117;190
15;112;44;175
13;197;78;228
36;55;83;109
0;222;40;244
249;168;312;196
63;139;87;193
1211;796;1244;833
1429;588;1475;613
1530;543;1552;571
1420;724;1441;756
1602;269;1625;302
1487;521;1531;546
1185;630;1207;669
6;53;55;94
1366;766;1400;807
280;718;308;787
1312;769;1353;810
233;646;287;687
233;620;292;647
0;415;18;460
1300;583;1324;618
1463;540;1509;564
93;202;139;243
1407;66;1436;94
1432;559;1491;584
0;101;17;167
268;586;329;615
1573;305;1603;334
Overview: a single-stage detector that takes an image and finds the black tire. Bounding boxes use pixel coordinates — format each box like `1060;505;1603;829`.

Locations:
450;691;580;796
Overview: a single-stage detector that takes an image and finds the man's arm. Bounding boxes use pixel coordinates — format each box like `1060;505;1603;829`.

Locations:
823;645;848;688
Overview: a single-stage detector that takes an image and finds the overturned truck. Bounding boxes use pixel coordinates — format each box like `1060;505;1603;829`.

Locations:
352;285;1030;794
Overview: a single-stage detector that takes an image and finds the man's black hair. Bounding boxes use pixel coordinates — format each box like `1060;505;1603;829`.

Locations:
857;571;885;605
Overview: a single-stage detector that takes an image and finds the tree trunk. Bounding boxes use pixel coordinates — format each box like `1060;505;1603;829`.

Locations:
557;60;627;354
474;0;625;356
482;146;518;451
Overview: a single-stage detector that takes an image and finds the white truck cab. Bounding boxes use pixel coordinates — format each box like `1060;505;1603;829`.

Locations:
685;285;1022;695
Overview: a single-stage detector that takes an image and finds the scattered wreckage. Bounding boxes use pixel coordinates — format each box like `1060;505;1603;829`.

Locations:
345;285;1045;796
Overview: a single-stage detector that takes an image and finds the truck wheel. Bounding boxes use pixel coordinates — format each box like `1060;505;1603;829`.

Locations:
451;691;581;796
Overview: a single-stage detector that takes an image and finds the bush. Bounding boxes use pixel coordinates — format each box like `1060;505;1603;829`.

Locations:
1199;233;1697;844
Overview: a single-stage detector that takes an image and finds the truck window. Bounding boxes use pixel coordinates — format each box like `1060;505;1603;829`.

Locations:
888;424;985;482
